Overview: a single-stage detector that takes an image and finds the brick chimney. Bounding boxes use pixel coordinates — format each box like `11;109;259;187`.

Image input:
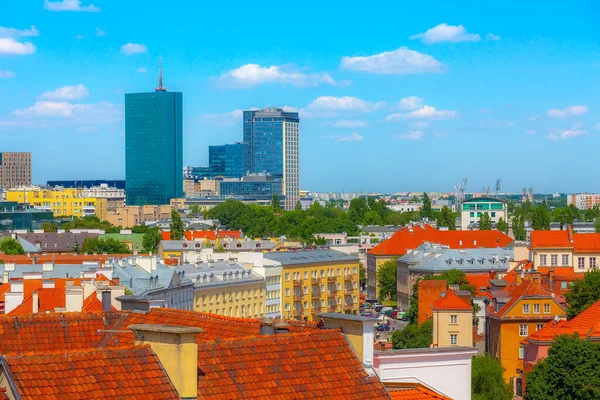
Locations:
129;324;202;399
567;226;574;243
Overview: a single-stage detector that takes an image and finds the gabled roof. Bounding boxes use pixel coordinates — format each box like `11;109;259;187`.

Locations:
195;330;390;399
530;230;572;249
465;274;492;297
17;232;99;253
9;288;66;316
525;300;600;343
3;346;179;399
432;291;472;311
81;293;103;312
573;233;600;252
369;225;512;256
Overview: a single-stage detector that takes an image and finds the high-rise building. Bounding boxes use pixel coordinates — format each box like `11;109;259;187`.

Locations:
209;143;244;178
243;107;300;210
0;152;31;189
125;62;183;205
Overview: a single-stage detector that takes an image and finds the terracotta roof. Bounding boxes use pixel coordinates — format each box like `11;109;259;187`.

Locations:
493;280;555;317
388;386;452;399
369;225;512;256
196;330;389;399
526;300;600;343
82;293;103;312
530;230;571;249
161;230;243;241
432;290;472;311
465;274;492;297
3;346;179;399
573;233;600;252
9;288;66;316
0;254;130;265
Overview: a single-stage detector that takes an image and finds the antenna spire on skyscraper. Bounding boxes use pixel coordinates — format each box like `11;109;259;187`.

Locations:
155;56;166;92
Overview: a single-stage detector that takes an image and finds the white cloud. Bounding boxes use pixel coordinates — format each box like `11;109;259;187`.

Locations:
44;0;100;12
120;43;147;55
398;96;424;110
136;67;147;74
0;38;36;55
307;96;384;113
486;33;501;41
0;25;39;38
200;109;244;126
215;63;351;88
40;84;89;101
95;27;105;37
340;47;445;74
387;105;459;121
325;119;368;128
392;130;424;141
526;130;536;135
410;121;430;129
526;115;540;121
325;132;363;142
409;23;480;44
0;70;15;78
547;105;589;118
12;101;122;124
549;127;586;140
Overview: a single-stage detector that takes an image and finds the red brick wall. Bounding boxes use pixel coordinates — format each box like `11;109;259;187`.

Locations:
417;280;447;326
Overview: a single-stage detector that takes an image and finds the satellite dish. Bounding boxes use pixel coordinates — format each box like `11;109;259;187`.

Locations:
554;315;559;324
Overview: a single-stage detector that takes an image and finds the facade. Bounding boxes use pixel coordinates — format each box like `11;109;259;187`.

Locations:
0;201;53;231
264;249;360;321
220;173;283;200
567;193;600;210
243;107;300;210
431;290;473;348
176;260;266;318
367;224;512;299
530;228;600;273
104;204;173;227
460;197;508;229
209;143;244;178
6;187;98;217
0;152;31;189
125;88;183;205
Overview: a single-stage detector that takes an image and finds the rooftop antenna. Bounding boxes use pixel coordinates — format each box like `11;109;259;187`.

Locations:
155;57;166;92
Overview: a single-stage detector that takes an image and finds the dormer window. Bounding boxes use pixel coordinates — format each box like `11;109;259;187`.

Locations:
256;243;262;248
223;273;228;281
457;259;463;265
445;259;452;265
195;243;200;248
237;243;242;248
182;243;188;248
468;258;475;265
203;274;208;283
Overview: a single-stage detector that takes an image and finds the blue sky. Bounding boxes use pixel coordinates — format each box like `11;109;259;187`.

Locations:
1;0;600;193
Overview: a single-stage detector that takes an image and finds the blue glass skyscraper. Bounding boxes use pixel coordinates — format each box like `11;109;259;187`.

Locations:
209;143;244;178
125;65;183;205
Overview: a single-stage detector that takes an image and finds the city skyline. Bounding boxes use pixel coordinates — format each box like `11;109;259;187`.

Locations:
1;1;600;193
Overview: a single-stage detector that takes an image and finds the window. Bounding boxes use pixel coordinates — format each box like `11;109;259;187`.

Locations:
591;257;597;269
551;255;558;266
562;255;569;266
491;212;496;218
470;212;474;217
533;304;540;314
285;273;290;281
519;324;529;337
450;334;458;345
450;315;458;324
304;271;308;279
522;304;530;314
285;288;290;297
540;255;547;266
578;257;585;269
519;347;524;359
561;281;568;289
320;269;325;277
544;303;551;314
536;324;545;331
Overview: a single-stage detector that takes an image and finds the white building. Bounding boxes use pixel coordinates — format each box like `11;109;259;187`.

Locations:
460;197;508;230
567;193;600;210
81;184;125;199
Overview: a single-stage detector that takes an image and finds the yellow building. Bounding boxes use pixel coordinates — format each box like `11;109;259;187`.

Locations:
181;261;265;318
432;290;474;348
158;240;182;261
265;249;361;322
6;187;97;217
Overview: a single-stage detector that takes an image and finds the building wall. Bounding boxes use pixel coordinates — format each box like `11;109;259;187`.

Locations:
460;198;508;229
396;260;411;310
192;281;265;318
366;254;394;299
0;152;31;190
6;188;97;217
280;260;360;321
105;205;173;227
530;248;573;269
417;280;447;326
432;309;473;347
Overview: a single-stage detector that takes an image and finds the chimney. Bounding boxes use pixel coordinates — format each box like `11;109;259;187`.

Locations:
2;272;8;284
32;291;39;314
65;286;84;312
259;318;275;335
273;320;290;334
549;269;555;291
517;270;524;286
129;324;202;399
567;226;574;243
102;290;112;312
318;313;376;367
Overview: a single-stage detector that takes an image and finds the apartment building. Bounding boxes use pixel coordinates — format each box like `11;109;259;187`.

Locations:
265;249;360;321
460;197;508;229
104;205;173;227
6;187;97;217
431;290;473;348
0;152;31;189
567;193;600;210
530;228;600;272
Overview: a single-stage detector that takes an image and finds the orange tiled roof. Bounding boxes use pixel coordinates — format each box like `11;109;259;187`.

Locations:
465;274;492;296
82;293;103;312
388;386;452;399
196;330;390;399
369;225;512;256
4;345;179;399
573;233;600;252
526;299;600;343
493;280;555;317
161;230;243;241
9;288;66;316
530;230;571;249
432;290;472;311
0;254;130;265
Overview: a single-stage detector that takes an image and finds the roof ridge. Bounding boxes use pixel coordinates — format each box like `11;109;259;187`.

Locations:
202;328;340;344
5;344;150;359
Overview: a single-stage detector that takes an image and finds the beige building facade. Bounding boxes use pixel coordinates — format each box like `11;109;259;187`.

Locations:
432;291;473;348
105;205;173;227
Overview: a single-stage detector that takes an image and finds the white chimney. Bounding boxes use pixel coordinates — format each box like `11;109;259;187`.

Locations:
5;263;15;272
42;262;54;272
32;291;39;314
2;272;8;284
65;286;84;312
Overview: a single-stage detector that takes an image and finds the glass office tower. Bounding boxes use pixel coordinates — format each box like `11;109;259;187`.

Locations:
208;142;244;178
125;91;183;205
243;107;300;210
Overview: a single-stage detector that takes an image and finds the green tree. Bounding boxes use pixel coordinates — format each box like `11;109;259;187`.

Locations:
472;355;512;400
532;205;551;230
169;209;185;240
363;210;383;226
565;269;600;319
142;227;162;253
348;198;368;224
0;238;25;255
72;241;80;253
359;262;366;288
391;320;433;349
512;215;527;240
420;192;433;219
189;204;201;214
42;222;58;232
295;200;303;211
436;206;456;230
496;217;509;234
377;258;397;301
271;194;281;210
62;215;120;233
595;217;600;233
81;237;131;254
407;278;421;323
479;212;492;230
313;236;327;246
525;334;600;400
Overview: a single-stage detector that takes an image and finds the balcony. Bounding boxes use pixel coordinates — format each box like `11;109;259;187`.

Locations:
311;277;320;284
293;309;304;317
293;292;303;300
327;276;336;282
327;290;337;297
344;304;353;311
311;291;321;299
328;304;337;311
293;279;303;287
344;274;355;282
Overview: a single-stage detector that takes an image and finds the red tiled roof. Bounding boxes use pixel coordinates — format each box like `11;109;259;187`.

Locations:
530;230;571;249
369;225;512;256
418;280;447;326
82;293;103;312
465;274;492;297
196;330;389;399
0;254;130;265
388;386;452;399
4;345;179;399
9;288;66;316
493;280;556;317
161;230;243;241
573;233;600;252
432;290;472;311
526;300;600;343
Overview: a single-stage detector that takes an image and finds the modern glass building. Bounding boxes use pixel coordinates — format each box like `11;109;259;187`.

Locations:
220;174;283;201
0;202;53;231
208;143;244;178
243;107;299;210
125;89;183;205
